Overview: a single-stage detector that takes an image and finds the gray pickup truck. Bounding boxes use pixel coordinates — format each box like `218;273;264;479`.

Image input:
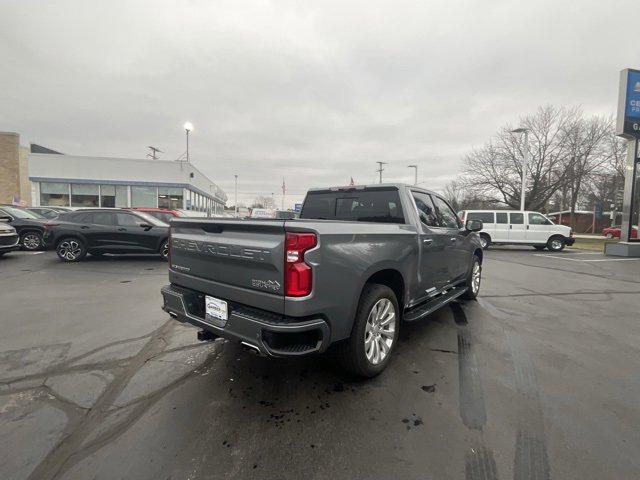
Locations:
161;184;483;376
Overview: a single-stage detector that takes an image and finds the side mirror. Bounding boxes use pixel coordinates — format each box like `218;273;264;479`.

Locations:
0;215;12;223
138;222;153;230
419;212;429;225
466;219;483;232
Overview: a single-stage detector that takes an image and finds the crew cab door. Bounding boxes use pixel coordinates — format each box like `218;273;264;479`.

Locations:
431;195;469;282
409;191;447;297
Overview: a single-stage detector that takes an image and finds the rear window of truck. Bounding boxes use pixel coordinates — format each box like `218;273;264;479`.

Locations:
300;188;405;223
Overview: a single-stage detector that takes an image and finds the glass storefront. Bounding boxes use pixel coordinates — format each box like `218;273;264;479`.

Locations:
158;187;183;210
40;182;70;206
38;182;224;213
99;185;127;208
71;184;99;207
131;186;157;207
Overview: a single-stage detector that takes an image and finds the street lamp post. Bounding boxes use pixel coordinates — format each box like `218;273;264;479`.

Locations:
407;164;418;185
510;128;530;211
234;175;238;218
183;122;193;163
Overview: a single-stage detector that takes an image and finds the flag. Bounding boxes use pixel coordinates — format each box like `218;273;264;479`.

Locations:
349;177;355;186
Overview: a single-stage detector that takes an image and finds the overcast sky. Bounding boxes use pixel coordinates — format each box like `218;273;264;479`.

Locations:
1;0;638;207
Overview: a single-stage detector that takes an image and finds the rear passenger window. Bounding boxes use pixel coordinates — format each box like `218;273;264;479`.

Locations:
509;212;524;224
411;192;438;227
468;212;495;223
496;212;508;224
91;212;114;226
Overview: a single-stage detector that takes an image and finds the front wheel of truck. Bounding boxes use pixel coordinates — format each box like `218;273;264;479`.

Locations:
336;284;399;377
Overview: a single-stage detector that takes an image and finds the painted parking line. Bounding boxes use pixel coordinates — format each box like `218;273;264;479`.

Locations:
532;254;640;262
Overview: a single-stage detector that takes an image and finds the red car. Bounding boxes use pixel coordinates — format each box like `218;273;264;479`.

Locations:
602;225;638;239
126;208;185;224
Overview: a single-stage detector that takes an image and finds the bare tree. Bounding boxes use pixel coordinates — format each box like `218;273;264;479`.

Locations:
561;114;612;227
252;195;274;209
462;106;581;211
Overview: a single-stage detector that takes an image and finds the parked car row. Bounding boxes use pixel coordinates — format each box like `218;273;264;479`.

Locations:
0;205;181;261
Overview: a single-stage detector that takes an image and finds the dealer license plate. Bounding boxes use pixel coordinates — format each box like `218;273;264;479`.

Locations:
205;295;228;324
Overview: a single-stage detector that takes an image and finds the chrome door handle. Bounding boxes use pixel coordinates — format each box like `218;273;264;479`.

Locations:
422;238;433;244
450;237;456;242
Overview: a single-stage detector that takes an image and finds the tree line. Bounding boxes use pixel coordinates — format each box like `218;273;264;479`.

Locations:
444;105;627;226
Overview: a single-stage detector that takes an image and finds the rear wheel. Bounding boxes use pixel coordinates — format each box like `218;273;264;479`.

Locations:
479;233;491;250
21;231;42;250
56;237;87;262
547;236;565;252
336;284;399;377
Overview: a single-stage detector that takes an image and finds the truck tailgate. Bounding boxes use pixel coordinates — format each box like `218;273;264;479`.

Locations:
169;219;286;313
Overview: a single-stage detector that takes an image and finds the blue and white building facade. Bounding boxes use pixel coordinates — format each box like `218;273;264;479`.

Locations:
28;152;226;214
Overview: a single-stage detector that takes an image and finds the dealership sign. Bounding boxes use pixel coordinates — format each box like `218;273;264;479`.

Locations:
616;68;640;138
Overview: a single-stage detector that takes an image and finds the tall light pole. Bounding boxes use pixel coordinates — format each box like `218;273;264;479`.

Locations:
234;174;238;218
510;128;530;211
407;164;418;185
376;161;387;183
183;122;193;163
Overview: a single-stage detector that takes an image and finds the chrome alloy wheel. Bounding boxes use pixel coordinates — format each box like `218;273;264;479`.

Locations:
364;298;396;365
58;240;82;261
160;242;169;260
479;236;488;249
471;261;481;294
550;238;563;251
22;233;41;250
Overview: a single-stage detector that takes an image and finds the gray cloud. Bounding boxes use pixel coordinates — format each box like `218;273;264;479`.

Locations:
1;0;637;206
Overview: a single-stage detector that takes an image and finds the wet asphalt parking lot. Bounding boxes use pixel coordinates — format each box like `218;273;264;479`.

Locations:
1;248;639;480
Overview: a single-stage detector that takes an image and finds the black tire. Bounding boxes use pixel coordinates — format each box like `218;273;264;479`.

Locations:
336;284;400;377
160;240;169;261
479;233;491;250
533;245;545;251
56;237;87;262
20;231;43;251
461;255;482;300
546;236;565;252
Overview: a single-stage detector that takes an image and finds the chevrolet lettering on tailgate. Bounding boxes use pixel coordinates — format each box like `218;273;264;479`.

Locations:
171;238;272;262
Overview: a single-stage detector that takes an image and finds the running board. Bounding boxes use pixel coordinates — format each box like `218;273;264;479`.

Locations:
403;286;467;322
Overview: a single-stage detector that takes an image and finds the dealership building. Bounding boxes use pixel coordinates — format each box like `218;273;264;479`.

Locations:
0;132;227;213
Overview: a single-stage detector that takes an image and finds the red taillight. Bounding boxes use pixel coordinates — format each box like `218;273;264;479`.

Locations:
284;232;317;297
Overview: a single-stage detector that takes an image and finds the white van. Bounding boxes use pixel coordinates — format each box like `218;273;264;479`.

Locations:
458;210;574;251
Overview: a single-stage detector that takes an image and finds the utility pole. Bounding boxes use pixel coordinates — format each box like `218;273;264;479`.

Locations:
183;122;193;163
407;164;418;185
281;178;286;210
234;175;238;218
147;146;162;160
376;162;387;183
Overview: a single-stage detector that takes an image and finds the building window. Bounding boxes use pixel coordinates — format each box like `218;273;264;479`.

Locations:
40;182;70;206
100;185;128;207
131;186;157;207
158;187;183;210
71;184;99;207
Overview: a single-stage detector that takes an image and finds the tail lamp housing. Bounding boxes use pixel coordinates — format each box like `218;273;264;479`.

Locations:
284;232;317;297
